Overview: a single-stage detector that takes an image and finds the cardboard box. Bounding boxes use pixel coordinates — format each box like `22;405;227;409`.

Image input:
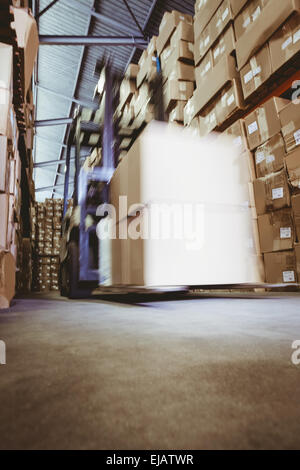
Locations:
195;50;214;87
269;12;300;72
223;119;249;153
291;194;300;241
234;0;266;40
216;78;244;125
133;83;150;116
258;209;294;253
194;0;224;39
279;101;300;154
295;243;300;277
253;169;291;216
194;54;238;114
0;136;9;193
199;103;218;136
109;121;260;286
12;7;39;95
245;97;289;150
163;80;194;112
157;11;193;56
0;194;9;249
285;147;300;189
170;22;194;47
169;101;186;123
264;250;297;284
212;24;236;67
0;250;16;309
164;56;195;83
235;0;300;70
183;94;197;126
169;39;194;63
254;133;286;178
125;63;139;79
240;43;272;99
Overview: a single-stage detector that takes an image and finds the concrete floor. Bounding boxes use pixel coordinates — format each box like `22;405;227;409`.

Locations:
0;291;300;450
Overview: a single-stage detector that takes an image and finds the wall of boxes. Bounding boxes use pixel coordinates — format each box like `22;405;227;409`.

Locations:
0;2;38;306
117;0;300;287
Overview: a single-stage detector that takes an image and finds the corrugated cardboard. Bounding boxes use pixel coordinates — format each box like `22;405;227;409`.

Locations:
0;194;9;249
183;94;197;126
253;169;291;216
269;12;300;72
109;121;261;286
212;24;236;66
0;136;9;193
279;101;300;154
234;0;267;40
125;63;139;79
12;7;39;95
199;102;219;136
0;250;15;309
119;78;137;110
215;78;244;125
194;0;224;39
164;57;195;83
235;0;300;70
258;209;294;253
169;101;187;123
286;147;300;189
291;194;300;241
245;97;289;150
295;243;300;277
264;250;297;284
223;119;249;153
163;80;194;112
240;43;272;99
194;54;238;115
157;11;193;56
170;22;194;46
195;50;213;88
254;133;286;178
169;39;194;63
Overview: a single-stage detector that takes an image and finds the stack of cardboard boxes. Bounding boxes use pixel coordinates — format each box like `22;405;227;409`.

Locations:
32;199;63;292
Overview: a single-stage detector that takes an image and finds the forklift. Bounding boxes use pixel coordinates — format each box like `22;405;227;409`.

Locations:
59;58;164;298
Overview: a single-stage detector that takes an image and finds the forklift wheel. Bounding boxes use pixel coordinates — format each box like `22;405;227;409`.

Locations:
67;241;96;299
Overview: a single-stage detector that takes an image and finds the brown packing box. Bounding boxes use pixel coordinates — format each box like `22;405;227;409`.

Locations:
183;94;197;126
0;136;9;193
296;244;300;277
194;54;238;114
212;24;236;67
136;50;149;88
254;133;286;178
12;7;39;95
170;22;194;46
157;11;193;56
258;208;294;253
195;50;214;87
169;39;194;63
234;0;266;40
279;101;300;154
125;64;139;80
292;194;300;241
194;0;224;39
0;250;16;309
147;36;157;56
223;119;249;153
0;43;13;137
199;102;218;137
163;80;194;112
0;194;9;249
235;0;300;70
133;83;150;117
285;147;300;189
253;169;291;216
169;101;187;123
240;43;272;100
264;250;297;284
269;12;300;72
164;55;195;83
245;96;289;151
119;78;136;110
215;78;244;126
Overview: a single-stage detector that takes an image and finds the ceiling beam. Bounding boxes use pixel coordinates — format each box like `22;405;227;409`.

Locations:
39;35;148;48
36;0;60;19
122;0;146;38
36;84;99;110
34;154;89;168
73;0;143;36
124;0;159;72
35;118;74;127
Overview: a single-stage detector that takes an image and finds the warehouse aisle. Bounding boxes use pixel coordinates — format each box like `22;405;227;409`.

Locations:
0;293;300;450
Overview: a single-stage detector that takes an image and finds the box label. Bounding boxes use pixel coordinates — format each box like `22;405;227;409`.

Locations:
256;151;265;164
293;28;300;44
243;16;251;29
266;154;275;164
248;121;258;135
253;66;261;77
244;71;253;84
280;227;292;239
252;6;261;22
282;36;292;50
233;136;242;148
294;129;300;146
222;7;229;22
227;94;235;107
272;187;284;200
204;36;210;47
283;271;295;283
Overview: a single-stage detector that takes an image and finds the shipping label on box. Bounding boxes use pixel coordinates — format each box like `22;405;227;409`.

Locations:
253;168;290;216
279;101;300;154
264;250;297;284
240;43;272;99
258;208;294;253
254;133;286;178
269;12;300;72
285;147;300;189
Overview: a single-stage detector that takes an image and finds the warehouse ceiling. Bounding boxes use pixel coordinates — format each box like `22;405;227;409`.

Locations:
33;0;195;201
